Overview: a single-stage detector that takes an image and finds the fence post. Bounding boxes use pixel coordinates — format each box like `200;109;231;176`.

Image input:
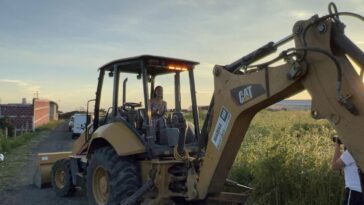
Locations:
21;125;24;135
4;127;8;139
26;122;29;133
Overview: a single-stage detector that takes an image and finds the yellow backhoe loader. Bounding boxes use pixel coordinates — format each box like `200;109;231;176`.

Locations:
34;3;364;205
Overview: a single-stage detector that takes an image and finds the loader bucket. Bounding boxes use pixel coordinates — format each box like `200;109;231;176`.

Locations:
33;151;72;188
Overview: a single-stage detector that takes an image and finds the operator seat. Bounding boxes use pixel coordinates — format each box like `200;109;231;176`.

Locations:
171;112;196;144
136;108;147;132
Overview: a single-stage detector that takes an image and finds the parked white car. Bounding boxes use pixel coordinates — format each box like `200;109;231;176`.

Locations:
68;115;74;132
71;113;89;138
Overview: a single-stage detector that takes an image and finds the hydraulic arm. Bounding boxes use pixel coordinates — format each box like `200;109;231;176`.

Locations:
197;8;364;198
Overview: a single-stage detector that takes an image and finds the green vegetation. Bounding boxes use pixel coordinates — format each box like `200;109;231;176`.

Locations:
0;121;61;190
184;109;207;126
188;109;343;205
0;121;61;153
0;117;15;137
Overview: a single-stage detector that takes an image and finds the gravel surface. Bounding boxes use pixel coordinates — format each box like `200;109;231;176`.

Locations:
0;122;88;205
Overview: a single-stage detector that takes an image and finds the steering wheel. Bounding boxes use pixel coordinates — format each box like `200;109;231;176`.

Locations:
122;102;142;110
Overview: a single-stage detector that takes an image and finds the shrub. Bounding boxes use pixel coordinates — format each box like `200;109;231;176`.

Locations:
0;121;61;154
0;131;10;153
229;110;343;205
0;117;15;137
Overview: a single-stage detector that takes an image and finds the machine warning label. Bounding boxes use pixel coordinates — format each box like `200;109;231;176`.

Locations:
211;106;232;150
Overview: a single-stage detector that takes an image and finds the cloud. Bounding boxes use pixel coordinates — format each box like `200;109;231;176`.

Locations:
0;46;108;71
0;79;40;95
0;79;29;86
290;10;311;19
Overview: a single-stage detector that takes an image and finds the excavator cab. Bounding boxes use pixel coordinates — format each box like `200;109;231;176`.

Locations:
86;55;201;156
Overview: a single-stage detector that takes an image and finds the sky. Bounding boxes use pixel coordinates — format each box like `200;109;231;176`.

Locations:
0;0;363;111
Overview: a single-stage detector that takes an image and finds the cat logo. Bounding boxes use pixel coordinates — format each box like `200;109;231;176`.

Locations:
238;85;253;104
231;84;266;105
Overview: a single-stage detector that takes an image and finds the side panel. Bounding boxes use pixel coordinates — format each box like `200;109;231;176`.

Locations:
88;122;146;156
72;132;86;154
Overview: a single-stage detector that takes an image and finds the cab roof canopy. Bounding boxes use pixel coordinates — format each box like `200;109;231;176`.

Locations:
98;55;199;76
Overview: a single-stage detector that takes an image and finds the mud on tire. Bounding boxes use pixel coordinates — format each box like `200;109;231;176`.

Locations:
86;146;140;205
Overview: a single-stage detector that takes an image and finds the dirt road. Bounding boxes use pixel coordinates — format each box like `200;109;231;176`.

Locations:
0;122;88;205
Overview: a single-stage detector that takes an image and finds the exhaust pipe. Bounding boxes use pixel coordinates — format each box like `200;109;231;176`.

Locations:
122;78;128;105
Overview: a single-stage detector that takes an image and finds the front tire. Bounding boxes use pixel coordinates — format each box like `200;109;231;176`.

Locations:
86;147;140;205
51;159;75;197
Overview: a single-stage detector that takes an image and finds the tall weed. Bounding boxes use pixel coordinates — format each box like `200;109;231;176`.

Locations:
229;110;343;205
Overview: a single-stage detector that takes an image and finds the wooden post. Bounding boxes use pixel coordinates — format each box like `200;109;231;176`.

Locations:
4;127;8;139
25;123;29;133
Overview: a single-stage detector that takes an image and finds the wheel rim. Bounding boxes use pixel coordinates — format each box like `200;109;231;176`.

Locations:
93;166;110;205
55;169;66;189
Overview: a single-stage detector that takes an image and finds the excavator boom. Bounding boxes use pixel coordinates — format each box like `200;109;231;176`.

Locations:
197;14;364;198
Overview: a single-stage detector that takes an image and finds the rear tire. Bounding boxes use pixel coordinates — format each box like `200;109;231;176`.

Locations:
86;147;140;205
51;159;75;197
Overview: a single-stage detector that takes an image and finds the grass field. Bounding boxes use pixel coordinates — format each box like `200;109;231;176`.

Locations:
0;121;61;190
189;109;344;205
0;121;61;153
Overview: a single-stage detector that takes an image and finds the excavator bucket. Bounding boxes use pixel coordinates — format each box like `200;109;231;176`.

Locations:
33;151;72;188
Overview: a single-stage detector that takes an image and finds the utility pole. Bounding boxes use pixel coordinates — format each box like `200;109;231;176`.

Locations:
34;91;39;99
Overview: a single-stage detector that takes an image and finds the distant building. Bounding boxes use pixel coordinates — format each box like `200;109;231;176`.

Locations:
49;101;59;121
0;98;56;133
268;100;312;110
33;99;50;128
0;103;33;132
